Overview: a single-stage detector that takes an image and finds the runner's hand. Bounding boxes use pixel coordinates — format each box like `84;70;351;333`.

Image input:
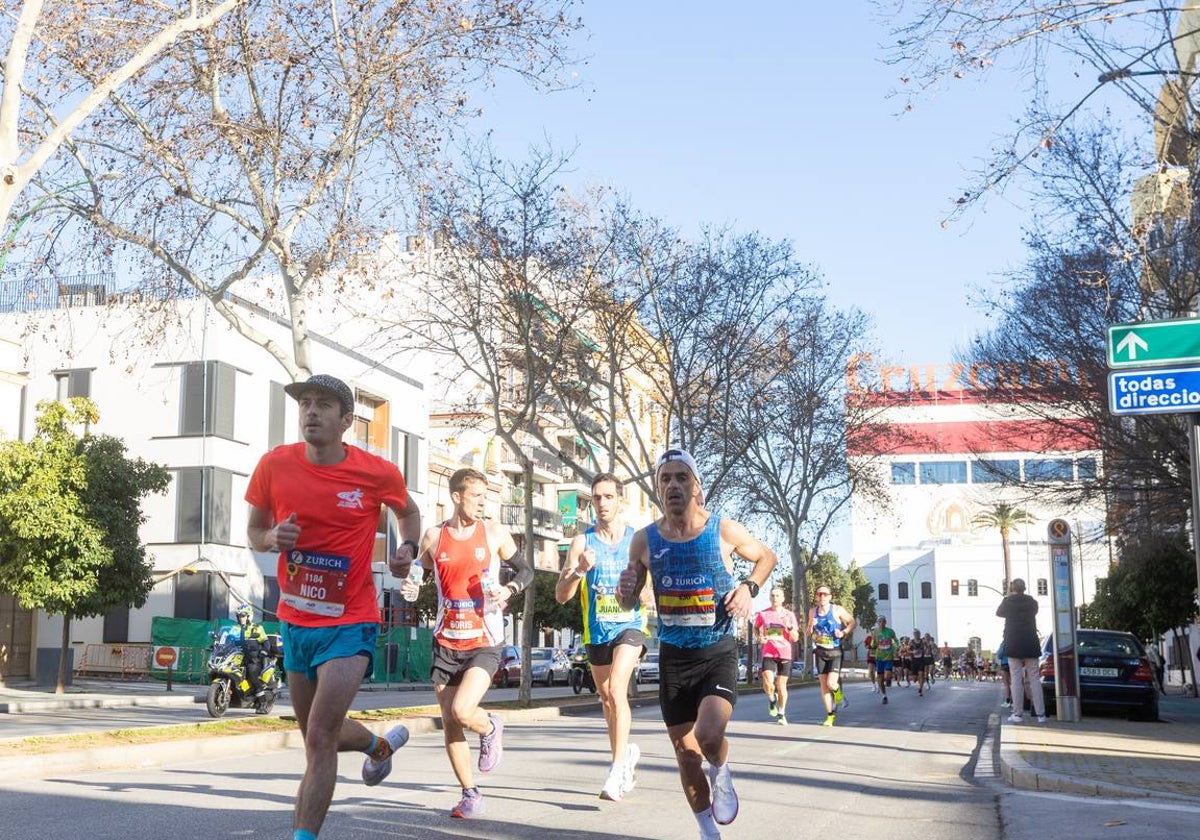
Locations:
274;513;300;552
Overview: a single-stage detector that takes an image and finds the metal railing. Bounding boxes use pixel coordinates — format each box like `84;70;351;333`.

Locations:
499;503;564;533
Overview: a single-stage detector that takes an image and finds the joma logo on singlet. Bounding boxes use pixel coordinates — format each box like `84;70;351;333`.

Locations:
336;489;365;509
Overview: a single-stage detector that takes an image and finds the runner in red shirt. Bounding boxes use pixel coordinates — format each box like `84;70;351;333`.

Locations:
398;466;532;819
246;375;422;840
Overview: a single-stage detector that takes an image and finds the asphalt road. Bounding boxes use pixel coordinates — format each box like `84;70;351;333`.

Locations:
3;679;1198;840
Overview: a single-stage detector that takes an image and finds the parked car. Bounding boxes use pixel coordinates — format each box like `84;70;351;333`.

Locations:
1039;629;1159;721
492;645;521;688
635;651;660;684
529;647;570;686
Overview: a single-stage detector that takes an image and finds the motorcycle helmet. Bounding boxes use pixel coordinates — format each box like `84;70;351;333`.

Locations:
236;604;253;621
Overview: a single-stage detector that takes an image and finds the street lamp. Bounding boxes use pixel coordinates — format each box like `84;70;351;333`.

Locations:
901;562;932;634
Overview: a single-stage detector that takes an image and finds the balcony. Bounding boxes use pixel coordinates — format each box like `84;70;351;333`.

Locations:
500;503;564;539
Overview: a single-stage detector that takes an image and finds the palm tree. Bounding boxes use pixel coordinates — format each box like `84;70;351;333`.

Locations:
972;503;1035;592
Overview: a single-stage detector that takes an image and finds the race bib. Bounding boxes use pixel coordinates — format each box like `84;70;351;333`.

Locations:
440;596;486;641
282;550;350;618
657;571;716;628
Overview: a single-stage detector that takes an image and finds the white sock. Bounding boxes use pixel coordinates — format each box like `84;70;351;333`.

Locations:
695;806;720;836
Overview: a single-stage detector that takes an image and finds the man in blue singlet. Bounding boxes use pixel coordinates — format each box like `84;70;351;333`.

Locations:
618;449;777;840
556;472;648;801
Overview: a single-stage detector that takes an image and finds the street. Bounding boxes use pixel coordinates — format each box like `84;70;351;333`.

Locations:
2;679;1198;840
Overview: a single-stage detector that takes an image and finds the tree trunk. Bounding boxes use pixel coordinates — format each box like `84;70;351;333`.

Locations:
57;615;70;695
1000;528;1012;593
518;459;535;707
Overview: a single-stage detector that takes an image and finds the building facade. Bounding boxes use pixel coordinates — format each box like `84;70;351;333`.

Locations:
847;356;1111;655
0;290;428;682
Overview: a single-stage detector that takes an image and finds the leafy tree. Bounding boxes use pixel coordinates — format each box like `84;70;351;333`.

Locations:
1081;532;1196;641
0;398;169;691
506;570;582;642
972;503;1035;592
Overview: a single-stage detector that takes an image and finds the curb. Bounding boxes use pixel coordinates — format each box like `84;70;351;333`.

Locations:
0;694;202;714
1;700;600;782
996;717;1200;803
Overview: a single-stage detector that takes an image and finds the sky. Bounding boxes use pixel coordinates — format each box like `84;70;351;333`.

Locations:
471;2;1046;368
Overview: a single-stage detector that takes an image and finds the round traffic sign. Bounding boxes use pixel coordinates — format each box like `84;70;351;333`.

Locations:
153;646;178;668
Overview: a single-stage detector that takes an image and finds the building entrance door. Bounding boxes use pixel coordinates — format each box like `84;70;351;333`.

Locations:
0;593;33;682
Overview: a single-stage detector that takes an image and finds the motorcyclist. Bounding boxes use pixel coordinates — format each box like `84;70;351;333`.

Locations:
228;605;269;699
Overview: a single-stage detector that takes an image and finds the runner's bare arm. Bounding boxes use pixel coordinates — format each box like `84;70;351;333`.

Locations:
719;518;777;619
617;529;649;609
389;525;440;579
555;534;588;604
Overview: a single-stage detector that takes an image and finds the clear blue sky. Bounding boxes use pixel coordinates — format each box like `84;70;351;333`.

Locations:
473;2;1043;366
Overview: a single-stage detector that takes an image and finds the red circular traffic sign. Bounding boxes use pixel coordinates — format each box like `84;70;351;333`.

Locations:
153;646;178;668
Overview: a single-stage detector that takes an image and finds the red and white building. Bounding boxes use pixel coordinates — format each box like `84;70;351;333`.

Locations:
847;355;1111;655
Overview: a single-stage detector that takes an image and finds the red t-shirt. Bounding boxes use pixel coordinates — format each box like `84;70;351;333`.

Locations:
245;442;408;627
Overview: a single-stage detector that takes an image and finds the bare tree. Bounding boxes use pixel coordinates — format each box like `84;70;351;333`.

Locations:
13;0;580;378
0;1;245;238
370;144;595;705
879;1;1200;216
723;301;891;634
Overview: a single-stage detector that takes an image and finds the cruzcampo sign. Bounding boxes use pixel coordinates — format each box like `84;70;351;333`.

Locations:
1107;318;1200;368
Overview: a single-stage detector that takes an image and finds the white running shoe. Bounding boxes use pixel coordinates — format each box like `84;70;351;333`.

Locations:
599;764;625;801
1006;714;1024;724
361;724;409;786
707;762;739;825
623;743;641;794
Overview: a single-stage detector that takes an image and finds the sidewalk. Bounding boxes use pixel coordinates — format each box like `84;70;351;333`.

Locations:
998;690;1200;802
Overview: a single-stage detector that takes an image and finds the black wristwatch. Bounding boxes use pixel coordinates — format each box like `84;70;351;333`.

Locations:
740;579;760;598
400;540;420;558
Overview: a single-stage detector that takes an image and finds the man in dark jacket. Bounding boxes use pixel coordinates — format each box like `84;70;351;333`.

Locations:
995;578;1046;723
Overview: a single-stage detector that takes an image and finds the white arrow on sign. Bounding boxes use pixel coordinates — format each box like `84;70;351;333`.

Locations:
1116;331;1148;360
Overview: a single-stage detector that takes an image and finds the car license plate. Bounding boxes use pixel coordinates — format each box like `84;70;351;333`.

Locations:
1079;667;1118;677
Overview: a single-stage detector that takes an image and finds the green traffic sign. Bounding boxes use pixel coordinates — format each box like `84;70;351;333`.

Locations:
1107;318;1200;368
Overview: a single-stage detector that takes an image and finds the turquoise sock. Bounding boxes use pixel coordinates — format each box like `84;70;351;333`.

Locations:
294;831;316;840
363;734;379;756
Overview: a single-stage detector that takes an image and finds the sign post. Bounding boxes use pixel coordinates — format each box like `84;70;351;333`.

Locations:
152;645;180;692
1047;520;1080;722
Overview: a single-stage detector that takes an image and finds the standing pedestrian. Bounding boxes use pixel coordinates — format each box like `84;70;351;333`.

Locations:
617;449;777;840
864;627;878;692
1146;642;1166;694
996;578;1047;724
873;617;898;704
555;472;648;801
398;467;532;819
807;585;856;725
245;374;423;840
753;587;800;725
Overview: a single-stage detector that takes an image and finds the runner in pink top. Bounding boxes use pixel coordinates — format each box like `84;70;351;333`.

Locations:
753;588;800;724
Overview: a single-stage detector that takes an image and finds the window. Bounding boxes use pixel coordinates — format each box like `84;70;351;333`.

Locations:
1076;458;1097;481
102;607;129;643
54;368;92;400
897;581;909;599
891;462;916;485
950;579;960;596
268;381;286;448
921;581;932;599
392;427;423;492
919;461;968;484
1037;578;1048;596
971;458;1020;484
878;583;889;601
1025;458;1073;482
173;570;230;621
967;579;979;597
175;467;234;543
263;576;280;619
180;361;236;438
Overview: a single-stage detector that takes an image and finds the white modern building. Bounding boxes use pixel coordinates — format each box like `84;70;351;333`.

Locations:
0;283;428;682
847;355;1112;654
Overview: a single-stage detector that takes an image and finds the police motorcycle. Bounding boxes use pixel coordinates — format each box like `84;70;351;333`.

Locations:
568;647;596;694
204;626;283;717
